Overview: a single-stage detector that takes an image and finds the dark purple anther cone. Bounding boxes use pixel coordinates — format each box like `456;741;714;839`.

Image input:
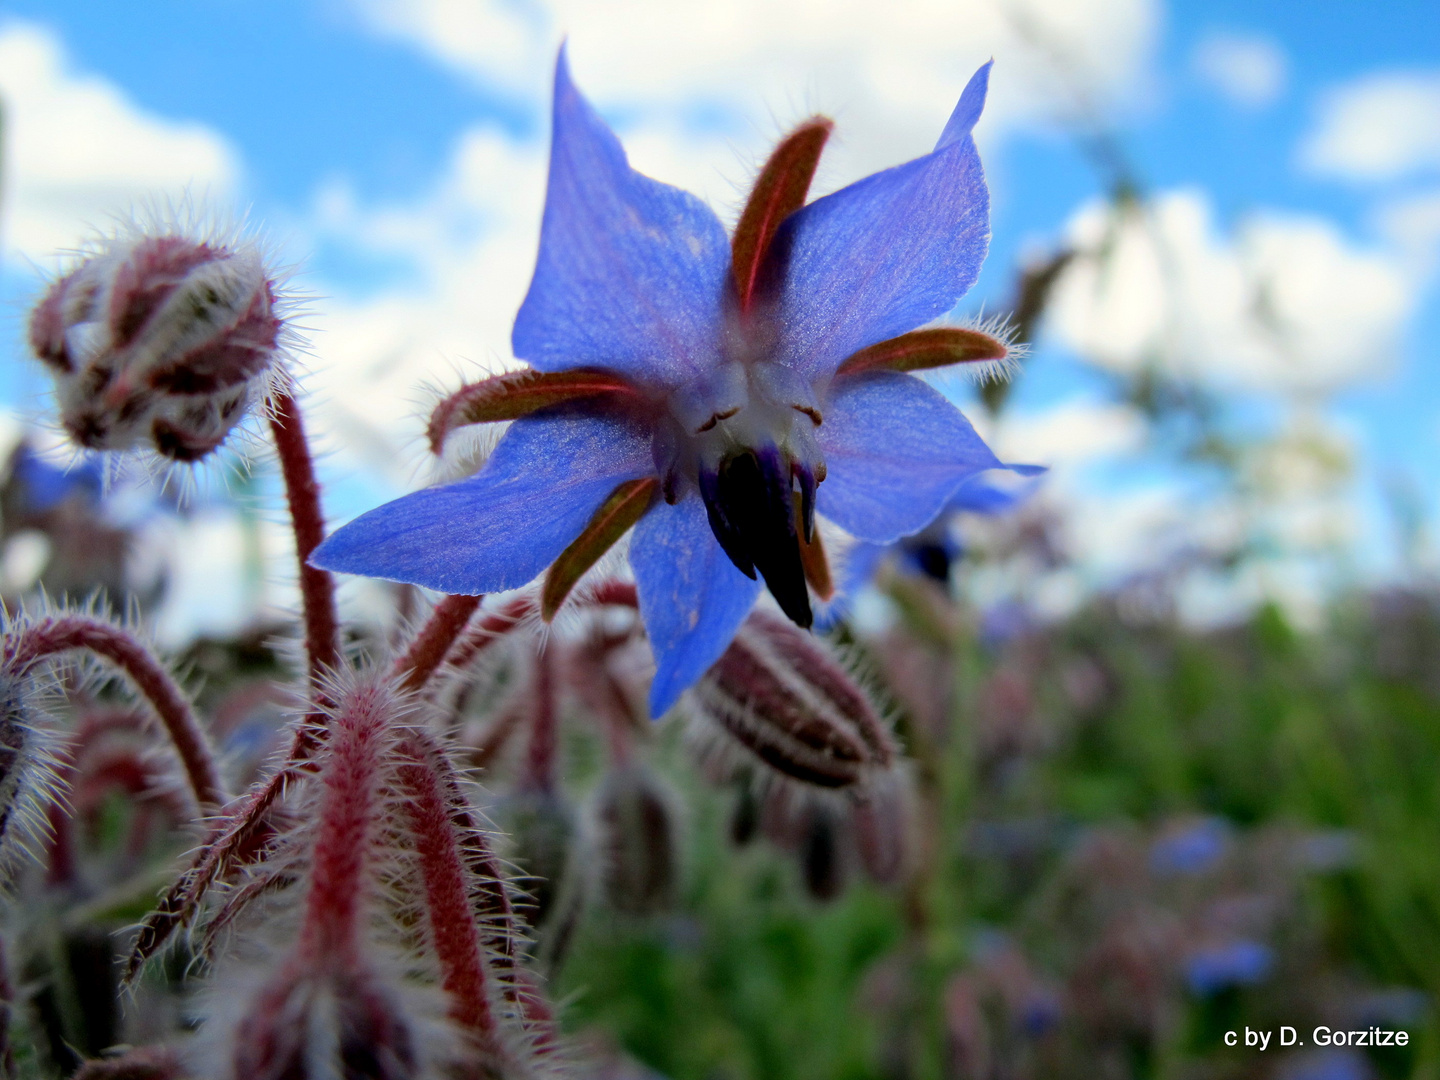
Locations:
700;445;812;628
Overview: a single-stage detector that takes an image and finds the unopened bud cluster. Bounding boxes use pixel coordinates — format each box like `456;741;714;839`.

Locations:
689;611;917;898
28;231;286;462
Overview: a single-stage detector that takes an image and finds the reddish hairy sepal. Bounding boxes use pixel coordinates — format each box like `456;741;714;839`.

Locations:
690;612;895;788
427;367;637;456
836;327;1008;377
542;478;656;620
732;118;833;314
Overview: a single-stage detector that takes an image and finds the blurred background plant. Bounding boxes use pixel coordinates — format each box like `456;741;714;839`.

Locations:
0;0;1437;1078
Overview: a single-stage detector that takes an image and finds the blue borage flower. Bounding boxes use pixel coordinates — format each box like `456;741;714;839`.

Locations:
314;48;1030;716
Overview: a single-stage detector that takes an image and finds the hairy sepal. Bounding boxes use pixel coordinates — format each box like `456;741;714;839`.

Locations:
427;368;637;456
541;477;656;620
836;327;1008;378
731;118;833;314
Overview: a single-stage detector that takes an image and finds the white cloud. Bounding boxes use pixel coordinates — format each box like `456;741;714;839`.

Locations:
298;127;549;484
0;21;240;266
988;397;1148;468
1191;31;1287;109
1048;189;1413;395
349;0;1160;186
1376;187;1440;278
1300;71;1440;182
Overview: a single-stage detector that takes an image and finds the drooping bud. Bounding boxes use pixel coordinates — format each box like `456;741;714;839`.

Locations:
226;962;420;1080
28;229;288;462
591;764;678;915
689;611;896;789
798;801;849;902
852;770;916;885
502;787;579;932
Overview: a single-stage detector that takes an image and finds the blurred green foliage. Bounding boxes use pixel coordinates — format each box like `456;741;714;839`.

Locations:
556;589;1440;1080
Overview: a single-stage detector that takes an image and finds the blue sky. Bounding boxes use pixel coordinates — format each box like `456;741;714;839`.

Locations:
1;0;1437;630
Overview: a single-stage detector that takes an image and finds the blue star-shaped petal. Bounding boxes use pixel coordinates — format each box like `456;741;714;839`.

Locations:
314;47;1028;716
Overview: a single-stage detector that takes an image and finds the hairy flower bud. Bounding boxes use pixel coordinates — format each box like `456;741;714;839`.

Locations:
689;611;896;789
591;764;678;915
226;963;419;1080
0;674;59;871
852;771;916;886
502;787;578;931
28;229;287;462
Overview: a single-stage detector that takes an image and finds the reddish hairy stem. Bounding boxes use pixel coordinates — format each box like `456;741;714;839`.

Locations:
267;391;340;691
126;759;299;980
523;647;559;793
298;681;392;962
394;733;498;1042
443;596;535;673
392;593;482;693
402;728;560;1054
8;616;225;808
465;698;528;772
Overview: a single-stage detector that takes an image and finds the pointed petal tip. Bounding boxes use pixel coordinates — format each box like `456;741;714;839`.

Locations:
937;61;993;150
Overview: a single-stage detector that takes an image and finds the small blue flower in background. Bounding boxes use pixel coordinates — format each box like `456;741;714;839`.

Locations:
314;48;1030;716
812;469;1041;629
7;443;103;515
893;469;1040;582
1184;939;1273;996
1150;816;1230;876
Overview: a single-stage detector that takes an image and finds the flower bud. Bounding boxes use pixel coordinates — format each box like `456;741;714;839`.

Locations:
502;786;579;931
28;230;287;462
852;771;916;886
591;764;678;915
798;801;849;902
689;611;896;790
0;673;59;870
226;963;420;1080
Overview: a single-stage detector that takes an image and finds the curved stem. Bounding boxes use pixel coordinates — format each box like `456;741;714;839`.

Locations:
392;594;482;693
7;615;225;808
443;596;535;674
267;391;339;691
